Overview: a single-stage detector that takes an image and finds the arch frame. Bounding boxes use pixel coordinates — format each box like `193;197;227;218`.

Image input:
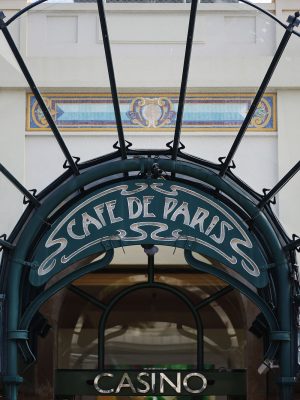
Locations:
97;281;204;371
1;156;298;400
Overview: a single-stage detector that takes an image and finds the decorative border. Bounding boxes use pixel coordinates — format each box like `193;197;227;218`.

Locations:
26;92;277;132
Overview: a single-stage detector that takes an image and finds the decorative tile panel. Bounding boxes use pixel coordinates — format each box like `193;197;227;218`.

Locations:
27;93;276;132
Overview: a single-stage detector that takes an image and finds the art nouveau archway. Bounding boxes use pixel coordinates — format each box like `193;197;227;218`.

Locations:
0;1;299;400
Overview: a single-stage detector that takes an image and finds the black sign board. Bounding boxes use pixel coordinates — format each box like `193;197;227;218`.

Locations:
55;369;247;397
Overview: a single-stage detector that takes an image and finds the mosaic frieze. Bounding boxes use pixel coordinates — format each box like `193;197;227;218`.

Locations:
27;93;276;131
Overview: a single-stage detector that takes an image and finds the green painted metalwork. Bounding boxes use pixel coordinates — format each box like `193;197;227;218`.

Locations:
68;284;107;310
19;251;114;331
97;281;204;371
31;179;269;288
1;158;297;400
195;285;233;310
184;250;279;362
16;251;113;365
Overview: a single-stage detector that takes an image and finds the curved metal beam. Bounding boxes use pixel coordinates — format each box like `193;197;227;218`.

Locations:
5;0;47;27
19;250;114;330
4;0;300;39
97;281;203;370
238;0;299;36
3;158;294;400
0;163;40;208
96;0;127;160
17;251;113;364
195;285;234;310
185;250;279;362
258;160;300;209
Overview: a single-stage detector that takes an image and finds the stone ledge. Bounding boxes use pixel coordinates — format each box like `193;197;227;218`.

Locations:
0;1;27;11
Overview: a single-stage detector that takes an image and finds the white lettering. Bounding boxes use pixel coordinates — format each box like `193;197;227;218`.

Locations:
183;372;207;394
105;200;123;224
82;212;102;237
67;219;85;240
127;197;143;219
210;221;233;244
94;203;107;226
94;373;114;394
170;201;191;226
163;197;178;219
116;373;136;394
189;207;209;232
38;183;263;283
160;372;181;394
151;372;156;392
93;371;208;395
205;216;219;236
136;372;151;394
143;196;156;218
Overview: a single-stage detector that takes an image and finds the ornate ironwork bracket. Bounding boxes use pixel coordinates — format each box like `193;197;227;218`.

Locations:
285;235;300;252
0;235;14;251
63;156;81;170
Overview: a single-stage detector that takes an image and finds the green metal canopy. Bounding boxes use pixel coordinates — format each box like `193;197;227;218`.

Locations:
0;1;300;400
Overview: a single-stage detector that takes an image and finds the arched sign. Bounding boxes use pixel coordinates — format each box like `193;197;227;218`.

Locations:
31;179;268;287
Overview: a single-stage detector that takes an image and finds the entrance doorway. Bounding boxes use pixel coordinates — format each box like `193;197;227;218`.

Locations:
46;247;253;400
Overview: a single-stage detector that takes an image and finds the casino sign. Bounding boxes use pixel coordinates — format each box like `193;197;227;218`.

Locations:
93;371;207;395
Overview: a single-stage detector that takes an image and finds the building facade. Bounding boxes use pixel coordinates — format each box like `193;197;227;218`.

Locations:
0;0;300;399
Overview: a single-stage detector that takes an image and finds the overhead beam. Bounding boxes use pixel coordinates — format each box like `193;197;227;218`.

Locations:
172;0;198;161
68;284;106;310
0;163;40;208
219;12;300;177
285;238;300;252
96;0;127;160
195;285;234;310
258;160;300;209
0;13;80;176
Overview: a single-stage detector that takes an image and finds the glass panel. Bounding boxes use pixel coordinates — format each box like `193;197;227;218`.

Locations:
200;290;247;370
73;266;148;303
19;260;259;399
57;290;102;369
104;287;198;369
156;263;248;370
156;263;228;305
